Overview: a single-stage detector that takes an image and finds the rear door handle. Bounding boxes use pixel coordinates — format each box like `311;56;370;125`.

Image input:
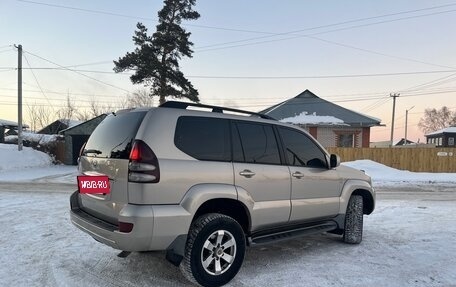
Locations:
239;170;256;178
292;171;304;179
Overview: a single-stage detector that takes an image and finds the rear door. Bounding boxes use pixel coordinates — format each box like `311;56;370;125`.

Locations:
78;110;147;224
277;126;342;222
232;121;291;230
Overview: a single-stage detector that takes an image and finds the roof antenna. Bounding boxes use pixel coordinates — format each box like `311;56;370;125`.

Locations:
112;111;117;116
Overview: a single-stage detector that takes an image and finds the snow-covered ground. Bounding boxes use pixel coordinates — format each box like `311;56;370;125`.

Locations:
1;144;456;286
342;160;456;187
0;185;455;287
0;144;77;183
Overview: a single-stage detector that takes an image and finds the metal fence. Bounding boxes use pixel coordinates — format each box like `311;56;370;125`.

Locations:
326;147;456;173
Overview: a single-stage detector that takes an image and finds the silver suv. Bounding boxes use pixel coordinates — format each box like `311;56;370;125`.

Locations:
70;101;375;287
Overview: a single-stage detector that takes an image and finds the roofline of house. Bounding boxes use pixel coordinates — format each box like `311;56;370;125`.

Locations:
59;114;107;134
259;89;383;125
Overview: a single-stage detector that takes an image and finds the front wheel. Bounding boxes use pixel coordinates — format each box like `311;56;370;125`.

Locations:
343;195;364;244
180;213;246;287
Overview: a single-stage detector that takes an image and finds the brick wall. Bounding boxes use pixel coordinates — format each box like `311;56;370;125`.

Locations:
315;127;364;148
295;125;370;148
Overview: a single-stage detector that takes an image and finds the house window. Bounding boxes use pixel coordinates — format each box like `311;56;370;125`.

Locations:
338;134;354;147
438;137;443;146
449;137;455;146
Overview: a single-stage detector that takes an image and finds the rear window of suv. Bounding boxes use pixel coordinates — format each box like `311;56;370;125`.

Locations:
83;111;147;159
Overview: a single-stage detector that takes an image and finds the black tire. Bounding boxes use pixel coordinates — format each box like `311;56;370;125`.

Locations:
343;195;364;244
180;213;246;287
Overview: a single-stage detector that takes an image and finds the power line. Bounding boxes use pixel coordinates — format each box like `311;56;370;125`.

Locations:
196;8;456;53
23;50;132;93
0;48;14;54
15;0;271;34
400;73;456;92
362;97;391;113
185;70;456;79
401;90;456;97
65;61;113;68
303;36;454;70
196;3;456;50
4;66;456;79
0;86;125;99
13;2;454;78
0;100;125;110
17;0;456;39
22;53;54;109
9;85;453;101
16;0;456;71
0;93;389;106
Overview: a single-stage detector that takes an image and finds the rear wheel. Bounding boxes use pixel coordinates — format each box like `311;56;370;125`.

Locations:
180;213;246;287
343;195;364;244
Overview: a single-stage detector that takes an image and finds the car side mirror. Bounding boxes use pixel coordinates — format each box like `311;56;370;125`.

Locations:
330;154;340;168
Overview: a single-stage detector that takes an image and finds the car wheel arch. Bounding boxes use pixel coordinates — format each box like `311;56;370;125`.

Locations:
192;198;251;234
339;180;375;215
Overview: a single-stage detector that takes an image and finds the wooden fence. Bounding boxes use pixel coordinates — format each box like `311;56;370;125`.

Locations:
326;147;456;173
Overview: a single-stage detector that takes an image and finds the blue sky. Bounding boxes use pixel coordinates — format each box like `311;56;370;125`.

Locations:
1;0;456;141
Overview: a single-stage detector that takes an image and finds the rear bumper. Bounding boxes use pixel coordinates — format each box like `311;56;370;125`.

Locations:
70;191;192;251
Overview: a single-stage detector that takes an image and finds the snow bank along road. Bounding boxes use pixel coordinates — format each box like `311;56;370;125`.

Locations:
1;183;455;287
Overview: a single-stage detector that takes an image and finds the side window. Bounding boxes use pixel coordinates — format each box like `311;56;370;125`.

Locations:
231;124;244;162
175;117;230;161
236;122;281;165
278;127;327;168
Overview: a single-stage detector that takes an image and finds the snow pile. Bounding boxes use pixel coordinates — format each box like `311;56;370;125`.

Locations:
425;126;456;136
0;119;19;126
0;143;52;171
0;144;77;183
5;132;61;145
0;118;29;128
342;159;456;185
280;111;346;125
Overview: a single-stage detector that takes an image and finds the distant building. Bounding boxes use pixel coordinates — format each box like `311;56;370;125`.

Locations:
370;138;416;147
260;90;383;148
38;119;82;135
425;126;456;147
0;119;29;143
59;115;107;165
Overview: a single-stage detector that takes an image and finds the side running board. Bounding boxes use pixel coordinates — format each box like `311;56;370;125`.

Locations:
248;222;337;245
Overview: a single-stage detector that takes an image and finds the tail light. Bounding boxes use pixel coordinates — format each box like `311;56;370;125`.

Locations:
128;140;160;183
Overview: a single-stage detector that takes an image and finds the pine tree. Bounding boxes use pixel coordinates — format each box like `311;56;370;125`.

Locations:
114;0;200;105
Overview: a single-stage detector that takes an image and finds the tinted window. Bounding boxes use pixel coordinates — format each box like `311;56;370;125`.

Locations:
231;124;244;162
175;117;230;161
279;127;327;168
236;122;280;165
84;111;147;159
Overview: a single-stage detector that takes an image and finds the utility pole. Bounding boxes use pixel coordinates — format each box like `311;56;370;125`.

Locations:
15;44;23;151
404;106;415;146
389;93;399;147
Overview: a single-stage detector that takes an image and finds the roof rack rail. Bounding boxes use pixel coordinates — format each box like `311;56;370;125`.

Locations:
159;101;276;120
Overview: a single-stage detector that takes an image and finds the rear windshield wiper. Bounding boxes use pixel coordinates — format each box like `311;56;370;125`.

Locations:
83;149;102;155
